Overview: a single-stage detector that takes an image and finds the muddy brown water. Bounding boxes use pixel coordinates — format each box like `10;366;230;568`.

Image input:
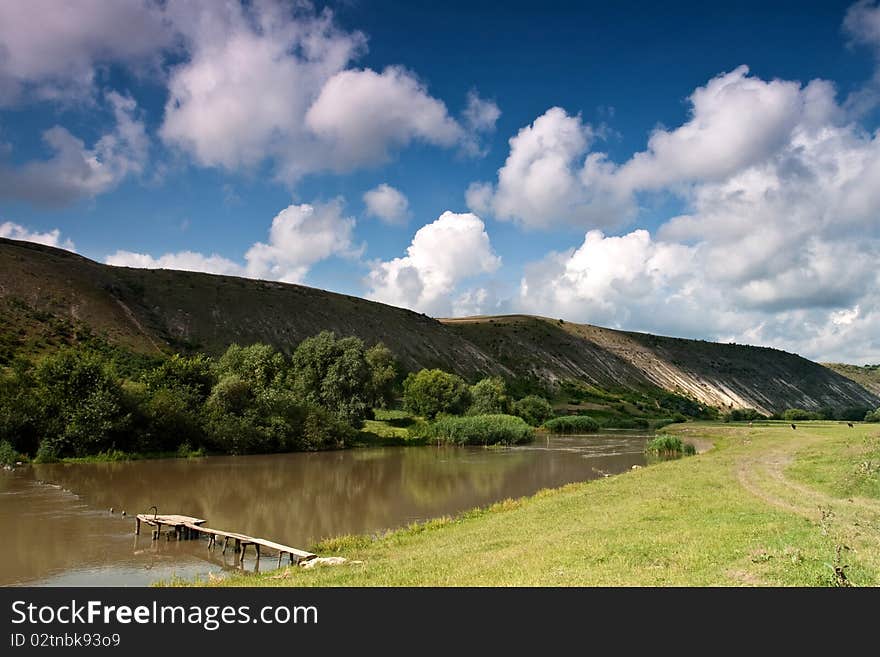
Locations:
1;432;649;586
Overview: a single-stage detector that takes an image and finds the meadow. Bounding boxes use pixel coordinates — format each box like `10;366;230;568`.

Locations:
202;421;880;586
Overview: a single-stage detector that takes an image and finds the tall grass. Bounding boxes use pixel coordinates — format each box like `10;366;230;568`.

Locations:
543;415;600;433
421;414;534;445
645;434;696;456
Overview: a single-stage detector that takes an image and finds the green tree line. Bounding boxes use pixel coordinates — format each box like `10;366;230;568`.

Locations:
0;332;396;461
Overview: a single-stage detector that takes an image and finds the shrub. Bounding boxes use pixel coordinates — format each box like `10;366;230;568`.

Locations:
645;434;696;456
468;377;511;415
421;414;534;445
512;395;554;426
725;408;764;422
783;408;821;421
33;440;60;464
865;408;880;423
403;369;471;419
0;440;17;467
543;415;600;433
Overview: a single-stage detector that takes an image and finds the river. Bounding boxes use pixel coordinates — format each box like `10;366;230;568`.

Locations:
0;432;649;586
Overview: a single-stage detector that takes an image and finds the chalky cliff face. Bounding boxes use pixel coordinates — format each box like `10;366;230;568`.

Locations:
2;237;877;414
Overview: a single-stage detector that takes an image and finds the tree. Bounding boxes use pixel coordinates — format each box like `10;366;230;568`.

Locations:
144;353;215;401
512;395;554;426
366;342;397;409
217;343;287;391
0;359;41;455
468;377;511;415
403;369;471;419
34;349;130;456
291;331;372;426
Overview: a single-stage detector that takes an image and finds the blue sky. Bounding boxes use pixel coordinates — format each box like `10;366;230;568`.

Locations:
1;1;880;363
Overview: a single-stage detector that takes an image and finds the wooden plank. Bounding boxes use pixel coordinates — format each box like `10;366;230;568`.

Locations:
248;537;315;560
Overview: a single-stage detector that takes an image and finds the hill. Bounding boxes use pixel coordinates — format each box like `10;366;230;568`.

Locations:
1;237;876;414
823;363;880;397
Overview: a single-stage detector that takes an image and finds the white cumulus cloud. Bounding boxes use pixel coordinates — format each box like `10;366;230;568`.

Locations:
305;66;463;171
105;250;242;276
0;221;75;251
105;200;359;285
0;0;172;105
160;3;493;183
244;200;360;283
509;52;880;363
366;211;501;316
363;183;410;225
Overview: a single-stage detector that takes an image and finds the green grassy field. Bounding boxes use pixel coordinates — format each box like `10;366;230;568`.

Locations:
187;421;880;587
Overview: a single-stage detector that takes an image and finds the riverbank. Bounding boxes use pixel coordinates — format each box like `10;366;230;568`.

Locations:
196;421;880;586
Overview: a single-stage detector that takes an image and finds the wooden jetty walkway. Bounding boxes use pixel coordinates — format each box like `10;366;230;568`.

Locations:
135;513;316;567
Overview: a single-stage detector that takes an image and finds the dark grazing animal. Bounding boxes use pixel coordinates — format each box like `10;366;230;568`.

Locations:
790;423;797;430
848;422;854;428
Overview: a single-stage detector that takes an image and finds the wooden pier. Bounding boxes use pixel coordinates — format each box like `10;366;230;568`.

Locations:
135;513;316;566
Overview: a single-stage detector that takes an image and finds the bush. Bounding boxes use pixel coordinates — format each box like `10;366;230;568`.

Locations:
783;408;821;421
421;414;534;445
543;415;600;433
865;408;880;423
832;406;872;421
468;377;511;415
33;440;60;464
725;408;764;422
0;440;17;467
645;434;696;456
512;395;554;426
403;369;471;419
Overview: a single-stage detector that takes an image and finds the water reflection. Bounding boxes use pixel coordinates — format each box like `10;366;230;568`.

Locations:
2;433;648;586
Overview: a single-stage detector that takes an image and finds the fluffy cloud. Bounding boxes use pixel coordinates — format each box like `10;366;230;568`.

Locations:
519;65;880;362
0;91;148;205
106;200;358;284
105;250;242;276
2;1;498;202
470;67;826;230
363;183;410;225
0;221;75;250
366;211;501;315
244;200;359;283
466;106;632;229
160;3;363;176
305;67;463;170
0;0;172;105
161;3;490;182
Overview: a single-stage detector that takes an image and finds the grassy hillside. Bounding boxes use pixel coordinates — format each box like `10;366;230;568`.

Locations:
0;238;500;377
1;237;877;414
824;363;880;397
